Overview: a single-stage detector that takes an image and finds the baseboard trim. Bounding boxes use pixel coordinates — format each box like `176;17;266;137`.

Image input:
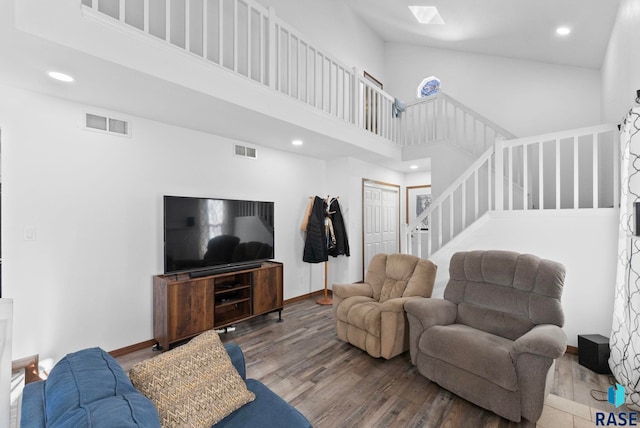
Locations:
109;339;157;358
111;324;580;358
110;294;330;357
284;289;331;305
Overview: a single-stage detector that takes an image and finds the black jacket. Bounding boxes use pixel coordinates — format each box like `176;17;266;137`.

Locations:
303;196;328;263
328;199;350;257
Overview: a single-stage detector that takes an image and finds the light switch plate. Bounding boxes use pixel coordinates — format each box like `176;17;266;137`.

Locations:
24;227;36;241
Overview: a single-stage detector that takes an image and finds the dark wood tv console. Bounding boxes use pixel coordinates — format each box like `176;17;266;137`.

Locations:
153;261;283;350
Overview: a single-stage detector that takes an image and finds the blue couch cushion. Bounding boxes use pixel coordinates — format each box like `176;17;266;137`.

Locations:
21;380;46;428
214;379;312;428
42;347;159;427
50;394;161;428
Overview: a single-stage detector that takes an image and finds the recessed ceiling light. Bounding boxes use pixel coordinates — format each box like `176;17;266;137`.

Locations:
47;71;75;83
408;6;445;25
410;165;419;170
291;139;303;146
556;26;571;36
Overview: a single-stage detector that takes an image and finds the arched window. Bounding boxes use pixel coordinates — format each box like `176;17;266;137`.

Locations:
416;76;441;98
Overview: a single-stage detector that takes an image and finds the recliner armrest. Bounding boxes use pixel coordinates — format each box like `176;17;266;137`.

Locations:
333;282;373;299
511;324;567;360
379;296;422;312
404;298;457;330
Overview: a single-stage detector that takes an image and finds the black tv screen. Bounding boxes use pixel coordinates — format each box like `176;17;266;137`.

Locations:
164;196;275;274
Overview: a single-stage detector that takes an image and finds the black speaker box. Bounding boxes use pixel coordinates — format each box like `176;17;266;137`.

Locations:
578;334;611;374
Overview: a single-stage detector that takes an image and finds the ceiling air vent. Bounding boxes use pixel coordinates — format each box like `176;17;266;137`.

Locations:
85;113;130;137
234;144;257;159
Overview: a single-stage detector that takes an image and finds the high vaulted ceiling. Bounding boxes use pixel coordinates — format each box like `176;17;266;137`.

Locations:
0;1;623;174
346;0;620;68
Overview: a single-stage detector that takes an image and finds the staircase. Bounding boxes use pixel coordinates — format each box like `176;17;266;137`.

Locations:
80;0;619;263
398;92;516;155
406;123;619;259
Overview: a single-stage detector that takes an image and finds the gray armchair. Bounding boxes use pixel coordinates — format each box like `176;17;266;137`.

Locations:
404;250;566;423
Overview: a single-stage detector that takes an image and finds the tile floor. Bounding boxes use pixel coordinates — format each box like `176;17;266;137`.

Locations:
538;393;634;428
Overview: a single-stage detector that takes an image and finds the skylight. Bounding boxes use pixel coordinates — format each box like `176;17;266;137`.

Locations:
408;6;445;25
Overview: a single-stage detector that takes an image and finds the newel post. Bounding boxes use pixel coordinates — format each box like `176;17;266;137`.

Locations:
494;137;504;211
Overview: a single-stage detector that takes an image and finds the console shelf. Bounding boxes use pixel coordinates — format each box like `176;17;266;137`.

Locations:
153;261;283;350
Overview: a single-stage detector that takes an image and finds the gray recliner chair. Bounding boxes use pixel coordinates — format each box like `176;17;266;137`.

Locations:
404;250;566;423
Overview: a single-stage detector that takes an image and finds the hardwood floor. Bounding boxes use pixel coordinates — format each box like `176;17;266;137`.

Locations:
116;298;618;427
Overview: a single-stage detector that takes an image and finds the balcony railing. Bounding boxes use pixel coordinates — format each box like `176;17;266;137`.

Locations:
80;0;507;151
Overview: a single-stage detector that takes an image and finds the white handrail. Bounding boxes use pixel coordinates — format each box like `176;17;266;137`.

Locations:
408;146;495;232
399;93;516;158
355;75;396;140
501;124;616;148
84;0;271;85
407;123;619;258
436;93;515;140
407;146;495;257
273;16;355;122
82;0;508;150
496;123;618;211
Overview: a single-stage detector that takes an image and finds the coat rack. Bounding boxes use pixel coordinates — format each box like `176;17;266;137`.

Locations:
317;195;336;305
317;261;332;305
302;195;343;306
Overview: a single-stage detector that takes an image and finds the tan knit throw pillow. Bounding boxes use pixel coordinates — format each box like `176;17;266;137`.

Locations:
129;330;255;427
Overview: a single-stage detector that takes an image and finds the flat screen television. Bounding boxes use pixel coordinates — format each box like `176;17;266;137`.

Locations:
164;195;275;275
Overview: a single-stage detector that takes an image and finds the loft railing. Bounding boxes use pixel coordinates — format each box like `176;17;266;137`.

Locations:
398;93;516;154
80;0;504;151
273;16;353;121
82;0;272;84
398;93;523;197
355;75;397;141
81;0;396;141
407;123;619;258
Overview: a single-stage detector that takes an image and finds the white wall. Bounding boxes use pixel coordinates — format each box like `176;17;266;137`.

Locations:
0;299;12;428
256;0;387;84
384;43;603;138
426;209;619;347
0;89;420;364
404;170;432;189
601;0;640;122
0;84;328;362
324;157;407;284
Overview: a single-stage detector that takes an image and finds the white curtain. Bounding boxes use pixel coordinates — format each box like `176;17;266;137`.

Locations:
610;105;640;410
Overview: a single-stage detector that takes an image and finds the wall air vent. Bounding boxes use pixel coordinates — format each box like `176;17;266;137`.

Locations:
234;144;257;159
85;113;130;137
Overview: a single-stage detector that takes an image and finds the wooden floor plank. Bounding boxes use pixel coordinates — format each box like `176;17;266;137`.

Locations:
116;297;619;427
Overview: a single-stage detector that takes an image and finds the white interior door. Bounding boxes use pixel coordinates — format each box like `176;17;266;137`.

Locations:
363;180;399;275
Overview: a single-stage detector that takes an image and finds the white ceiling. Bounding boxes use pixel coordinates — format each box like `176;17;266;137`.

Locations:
346;0;620;68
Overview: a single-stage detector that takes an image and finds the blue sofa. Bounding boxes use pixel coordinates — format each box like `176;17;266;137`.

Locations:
21;344;312;428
